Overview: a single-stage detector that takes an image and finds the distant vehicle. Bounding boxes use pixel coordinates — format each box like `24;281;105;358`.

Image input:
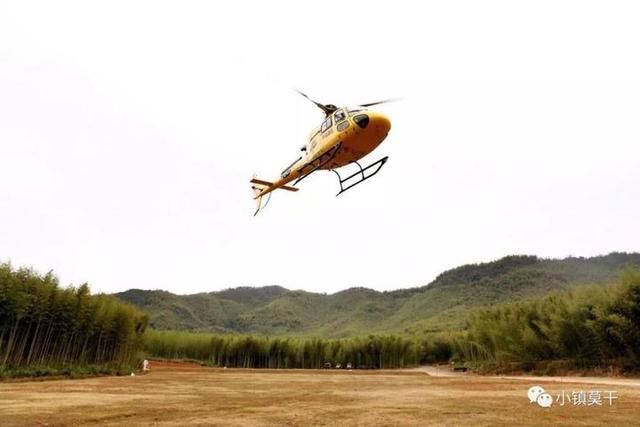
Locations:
346;362;353;369
323;362;332;369
250;91;394;215
335;363;342;369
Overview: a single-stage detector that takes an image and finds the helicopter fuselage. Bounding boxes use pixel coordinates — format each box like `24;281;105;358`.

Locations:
264;107;391;196
251;92;395;215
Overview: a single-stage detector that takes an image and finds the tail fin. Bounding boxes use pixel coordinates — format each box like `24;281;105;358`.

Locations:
250;176;298;216
251;180;271;216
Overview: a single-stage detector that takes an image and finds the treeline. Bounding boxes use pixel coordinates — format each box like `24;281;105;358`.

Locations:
430;255;540;289
145;271;640;371
146;330;419;369
0;263;148;376
4;259;639;376
454;269;640;369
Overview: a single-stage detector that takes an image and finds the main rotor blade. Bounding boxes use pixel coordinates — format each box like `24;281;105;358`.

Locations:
295;89;333;115
359;98;399;108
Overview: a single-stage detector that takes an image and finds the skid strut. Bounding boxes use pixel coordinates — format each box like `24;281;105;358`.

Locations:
332;156;389;196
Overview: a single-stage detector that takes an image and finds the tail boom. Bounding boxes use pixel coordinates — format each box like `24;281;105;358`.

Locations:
250;178;298;197
250;177;299;216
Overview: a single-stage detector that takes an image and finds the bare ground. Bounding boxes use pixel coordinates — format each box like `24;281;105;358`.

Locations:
1;362;639;426
418;365;640;387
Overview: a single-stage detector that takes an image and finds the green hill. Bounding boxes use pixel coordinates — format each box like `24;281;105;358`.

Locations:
114;252;640;337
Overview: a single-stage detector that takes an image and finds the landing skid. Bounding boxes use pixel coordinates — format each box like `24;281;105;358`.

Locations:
332;156;389;196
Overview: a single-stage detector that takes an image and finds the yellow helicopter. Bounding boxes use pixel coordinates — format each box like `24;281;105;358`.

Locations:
250;91;394;215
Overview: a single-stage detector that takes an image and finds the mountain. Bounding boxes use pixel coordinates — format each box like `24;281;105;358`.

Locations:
114;252;640;337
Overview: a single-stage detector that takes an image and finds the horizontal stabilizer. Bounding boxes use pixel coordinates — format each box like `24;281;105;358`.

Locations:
250;178;298;192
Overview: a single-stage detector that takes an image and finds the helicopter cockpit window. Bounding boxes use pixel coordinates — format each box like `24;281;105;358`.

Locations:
334;109;346;123
321;116;332;133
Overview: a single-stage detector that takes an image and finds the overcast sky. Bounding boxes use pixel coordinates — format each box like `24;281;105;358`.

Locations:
1;1;639;295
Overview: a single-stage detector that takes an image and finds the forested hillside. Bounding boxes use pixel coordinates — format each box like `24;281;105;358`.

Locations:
143;269;640;373
3;253;640;376
116;252;640;337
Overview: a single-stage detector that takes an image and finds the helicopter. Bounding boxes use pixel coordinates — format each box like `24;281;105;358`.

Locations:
250;91;394;215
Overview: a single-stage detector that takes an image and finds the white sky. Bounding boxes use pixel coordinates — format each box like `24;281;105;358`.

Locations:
1;1;639;294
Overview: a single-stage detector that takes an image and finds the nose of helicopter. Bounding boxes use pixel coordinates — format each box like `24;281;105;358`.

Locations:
367;112;391;138
353;112;391;133
373;112;391;134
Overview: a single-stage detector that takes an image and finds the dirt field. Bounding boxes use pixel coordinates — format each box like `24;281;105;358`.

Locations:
1;362;639;426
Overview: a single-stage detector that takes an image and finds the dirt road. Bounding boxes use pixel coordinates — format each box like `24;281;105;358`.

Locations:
1;362;639;426
419;365;640;387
